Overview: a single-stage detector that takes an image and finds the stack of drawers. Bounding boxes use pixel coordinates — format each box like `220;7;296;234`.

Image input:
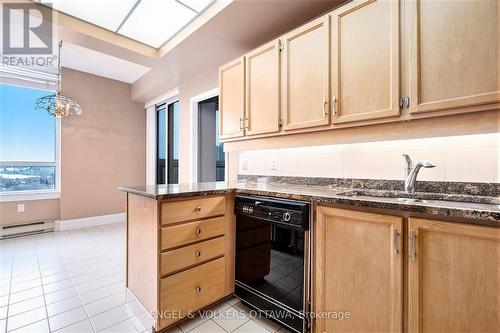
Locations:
158;196;228;329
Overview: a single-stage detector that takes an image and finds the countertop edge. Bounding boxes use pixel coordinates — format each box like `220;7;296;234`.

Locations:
119;186;500;226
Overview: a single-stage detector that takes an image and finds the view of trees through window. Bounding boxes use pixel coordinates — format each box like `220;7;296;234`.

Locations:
0;84;57;192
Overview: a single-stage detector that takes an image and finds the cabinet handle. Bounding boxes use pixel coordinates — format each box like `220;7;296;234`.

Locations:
410;229;417;261
322;98;328;117
393;228;399;256
196;251;202;257
239;117;244;130
244;117;249;130
332;96;337;116
195;287;202;294
195;206;202;212
195;228;202;235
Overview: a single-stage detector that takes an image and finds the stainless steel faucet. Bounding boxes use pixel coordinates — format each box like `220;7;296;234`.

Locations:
402;154;436;193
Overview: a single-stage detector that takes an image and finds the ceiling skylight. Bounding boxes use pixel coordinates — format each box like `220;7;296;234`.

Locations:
43;0;138;31
36;0;216;48
119;0;196;48
177;0;214;12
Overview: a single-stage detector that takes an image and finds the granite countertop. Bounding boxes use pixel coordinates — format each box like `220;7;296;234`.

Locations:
119;177;500;226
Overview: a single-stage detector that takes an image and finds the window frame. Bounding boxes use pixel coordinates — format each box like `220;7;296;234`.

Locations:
145;88;180;186
166;100;179;185
156;99;180;185
0;102;61;203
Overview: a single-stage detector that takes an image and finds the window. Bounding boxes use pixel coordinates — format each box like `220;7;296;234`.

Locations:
156;100;179;185
0;83;59;199
215;106;225;181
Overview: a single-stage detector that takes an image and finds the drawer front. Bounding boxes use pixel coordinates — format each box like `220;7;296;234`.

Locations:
159;257;226;328
161;236;225;276
161;196;225;225
161;217;225;250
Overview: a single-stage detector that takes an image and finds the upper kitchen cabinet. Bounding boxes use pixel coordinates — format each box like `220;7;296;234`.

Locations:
245;40;281;136
331;0;400;124
314;206;403;333
408;218;500;332
409;0;500;114
282;15;330;131
219;57;245;139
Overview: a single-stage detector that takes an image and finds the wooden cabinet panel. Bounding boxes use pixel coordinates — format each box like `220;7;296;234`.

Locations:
126;194;158;315
161;196;225;225
331;0;400;124
409;0;500;114
282;15;330;131
160;236;225;276
314;206;403;333
161;217;225;250
159;258;226;328
219;57;245;139
245;40;281;136
408;218;500;332
127;194;233;332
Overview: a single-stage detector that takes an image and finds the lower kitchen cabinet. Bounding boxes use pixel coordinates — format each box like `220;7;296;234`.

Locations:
313;207;499;333
408;218;500;332
126;194;235;332
314;206;403;333
159;257;226;328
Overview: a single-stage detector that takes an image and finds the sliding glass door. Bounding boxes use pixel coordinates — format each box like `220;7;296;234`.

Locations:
156;100;179;185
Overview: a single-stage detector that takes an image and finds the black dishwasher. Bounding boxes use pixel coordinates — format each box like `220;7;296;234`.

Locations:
234;195;311;333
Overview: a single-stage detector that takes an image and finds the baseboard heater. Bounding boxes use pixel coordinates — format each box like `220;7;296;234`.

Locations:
0;220;54;239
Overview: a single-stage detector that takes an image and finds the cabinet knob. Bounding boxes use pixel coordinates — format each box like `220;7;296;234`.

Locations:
195;287;202;294
195;228;202;235
196;251;202;257
195;206;202;212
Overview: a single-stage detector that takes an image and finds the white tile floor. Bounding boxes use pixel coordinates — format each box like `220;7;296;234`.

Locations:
0;223;291;333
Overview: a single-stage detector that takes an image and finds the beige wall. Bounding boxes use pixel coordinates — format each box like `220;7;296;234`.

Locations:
0;68;145;225
0;200;60;226
59;68;145;220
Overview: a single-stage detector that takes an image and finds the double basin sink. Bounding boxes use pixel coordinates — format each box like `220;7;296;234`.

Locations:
336;189;499;206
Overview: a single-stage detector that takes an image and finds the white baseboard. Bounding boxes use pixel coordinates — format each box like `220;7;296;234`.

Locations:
55;213;126;231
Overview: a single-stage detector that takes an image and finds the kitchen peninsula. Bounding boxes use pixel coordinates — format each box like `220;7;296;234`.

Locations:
120;176;499;332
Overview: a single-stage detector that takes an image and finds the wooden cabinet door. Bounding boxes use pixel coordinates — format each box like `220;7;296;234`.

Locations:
245;39;281;136
282;15;330;131
314;206;403;333
331;0;400;124
409;0;500;114
219;57;245;139
408;218;500;332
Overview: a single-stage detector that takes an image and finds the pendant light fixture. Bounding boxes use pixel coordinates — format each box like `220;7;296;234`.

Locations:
35;40;81;117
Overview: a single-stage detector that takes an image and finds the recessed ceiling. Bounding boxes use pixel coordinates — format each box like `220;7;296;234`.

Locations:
37;0;215;48
61;42;151;83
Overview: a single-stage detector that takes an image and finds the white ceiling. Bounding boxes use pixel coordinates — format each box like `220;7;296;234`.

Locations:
38;0;215;48
61;42;151;83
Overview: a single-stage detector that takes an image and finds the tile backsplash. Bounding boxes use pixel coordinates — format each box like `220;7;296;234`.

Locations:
238;133;500;183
